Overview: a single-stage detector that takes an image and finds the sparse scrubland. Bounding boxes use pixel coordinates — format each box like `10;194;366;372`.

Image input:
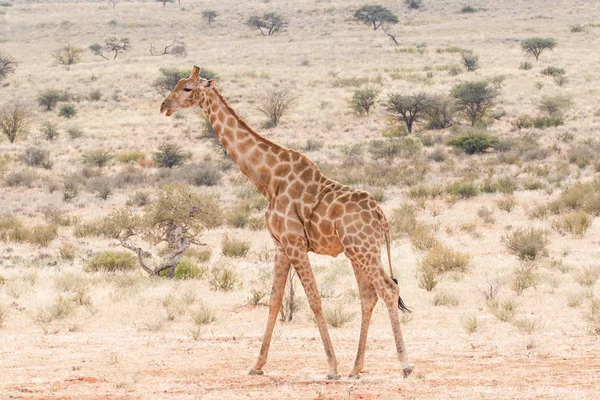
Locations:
1;0;599;398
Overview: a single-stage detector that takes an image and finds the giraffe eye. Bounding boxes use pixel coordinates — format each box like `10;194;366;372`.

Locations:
183;88;192;92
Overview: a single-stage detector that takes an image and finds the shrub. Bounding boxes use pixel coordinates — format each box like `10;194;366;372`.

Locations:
40;121;59;140
515;115;563;129
512;317;537;333
369;137;422;159
552;211;592;236
245;13;288;36
353;5;398;30
423;95;455;129
85;251;136;272
21;147;52;169
160;258;207;280
502;227;548;260
574;266;600;287
433;291;460;306
89;37;131;60
324;304;355;328
0;51;16;84
191;303;216;325
208;264;241;291
184;248;212;263
445;180;479;198
38;89;67;111
62;181;79;202
152;67;218;96
538;95;572;117
59;242;76;261
497;196;516;212
255;86;295;128
82;149;112;167
488;299;517;322
221;234;250;257
451;80;501;126
417;268;438;291
4;169;37;187
126;190;151;206
519;61;533;70
88;89;102;101
406;0;422;9
67;126;83;139
348;88;379;116
0;103;29;143
179;162;222;186
58;103;77;118
461;5;477;13
448;64;463;76
461;51;479;72
549;182;600;216
541;66;565;77
51;44;83;70
115;150;146;164
521;38;557;61
420;244;470;274
462;316;479;333
153;142;187;168
511;262;539;295
446;129;499;154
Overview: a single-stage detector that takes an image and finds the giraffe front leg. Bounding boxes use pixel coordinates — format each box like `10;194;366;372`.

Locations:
249;247;291;376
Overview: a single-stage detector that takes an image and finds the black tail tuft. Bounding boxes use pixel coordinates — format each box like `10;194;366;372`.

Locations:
392;278;412;314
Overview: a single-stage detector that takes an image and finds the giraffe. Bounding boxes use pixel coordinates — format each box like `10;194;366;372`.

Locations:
160;66;414;379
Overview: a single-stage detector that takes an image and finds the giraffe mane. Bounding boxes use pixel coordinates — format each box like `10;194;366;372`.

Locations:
210;86;287;151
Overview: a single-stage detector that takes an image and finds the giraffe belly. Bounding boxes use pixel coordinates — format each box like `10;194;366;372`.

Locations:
306;221;343;257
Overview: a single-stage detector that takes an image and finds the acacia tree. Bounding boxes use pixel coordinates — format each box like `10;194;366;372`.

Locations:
246;13;288;36
0;52;17;84
90;37;131;60
521;38;557;61
451;80;501;126
384;92;431;133
51;45;83;70
349;88;379;116
100;184;223;278
202;10;218;27
353;5;398;30
0;103;29;143
149;38;187;58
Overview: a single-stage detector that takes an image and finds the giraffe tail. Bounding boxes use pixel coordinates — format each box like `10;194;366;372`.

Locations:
379;209;412;315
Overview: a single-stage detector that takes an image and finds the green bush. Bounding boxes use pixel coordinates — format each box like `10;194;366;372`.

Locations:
445;180;479;198
541;66;565;77
40;121;59;140
85;251;137;272
552;211;592;236
58;103;77;118
461;5;477;13
38;89;68;111
519;62;533;70
153;142;188;168
420;244;470;274
369;137;422;159
515;115;563;129
208;264;241;292
446;130;499;154
115;150;146;164
82;149;113;167
159;257;207;280
348;88;379;116
21;147;52;169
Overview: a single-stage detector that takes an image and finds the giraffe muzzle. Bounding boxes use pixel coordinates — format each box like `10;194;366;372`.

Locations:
160;101;174;116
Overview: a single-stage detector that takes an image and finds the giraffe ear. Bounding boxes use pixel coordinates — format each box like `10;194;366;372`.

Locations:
206;79;215;88
190;65;200;80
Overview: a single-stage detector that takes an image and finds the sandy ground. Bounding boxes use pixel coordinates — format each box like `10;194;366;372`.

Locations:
2;310;599;399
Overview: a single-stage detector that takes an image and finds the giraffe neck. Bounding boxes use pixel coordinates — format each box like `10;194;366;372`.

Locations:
199;88;283;198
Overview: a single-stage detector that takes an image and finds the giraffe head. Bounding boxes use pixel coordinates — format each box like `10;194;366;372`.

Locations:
160;65;214;116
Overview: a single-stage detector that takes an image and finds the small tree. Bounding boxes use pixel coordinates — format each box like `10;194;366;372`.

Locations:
202;10;218;27
38;89;66;111
353;5;398;30
149;39;187;58
41;121;59;141
0;52;17;84
0;103;29;143
245;13;288;36
521;38;557;61
423;95;455;129
90;37;130;60
461;51;479;72
451;80;501;126
255;86;296;128
51;45;83;70
153;142;188;168
538;95;573;118
406;0;423;9
157;0;174;6
348;88;379;116
58;104;77;119
384;92;431;133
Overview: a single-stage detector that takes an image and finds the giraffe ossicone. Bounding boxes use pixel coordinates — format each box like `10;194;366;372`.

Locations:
160;65;414;379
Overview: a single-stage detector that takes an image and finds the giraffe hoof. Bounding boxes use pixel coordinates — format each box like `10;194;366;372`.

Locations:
402;364;414;378
248;367;264;376
348;373;362;379
326;373;341;381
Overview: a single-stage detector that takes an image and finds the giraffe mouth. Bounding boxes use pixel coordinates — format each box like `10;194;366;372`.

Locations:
160;101;174;116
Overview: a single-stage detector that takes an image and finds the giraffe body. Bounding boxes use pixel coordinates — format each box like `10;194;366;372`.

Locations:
160;66;413;379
